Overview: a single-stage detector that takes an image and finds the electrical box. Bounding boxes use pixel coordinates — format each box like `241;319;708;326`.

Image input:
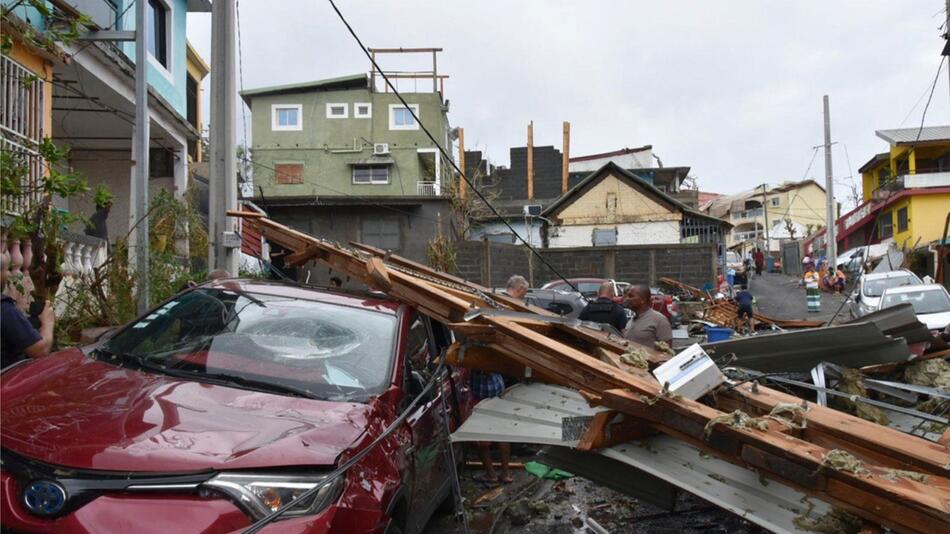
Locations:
651;343;724;401
221;231;242;249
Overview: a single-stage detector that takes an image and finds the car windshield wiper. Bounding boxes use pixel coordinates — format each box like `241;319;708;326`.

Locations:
153;366;322;400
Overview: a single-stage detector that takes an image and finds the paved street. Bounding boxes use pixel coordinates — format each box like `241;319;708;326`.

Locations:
749;272;848;324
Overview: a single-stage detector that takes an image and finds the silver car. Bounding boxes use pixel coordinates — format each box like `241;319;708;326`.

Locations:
850;269;923;318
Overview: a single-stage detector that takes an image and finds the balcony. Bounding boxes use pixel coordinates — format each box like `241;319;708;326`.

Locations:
730;208;764;222
417;181;442;196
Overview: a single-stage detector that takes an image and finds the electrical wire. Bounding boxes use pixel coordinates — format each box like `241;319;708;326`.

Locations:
325;0;580;294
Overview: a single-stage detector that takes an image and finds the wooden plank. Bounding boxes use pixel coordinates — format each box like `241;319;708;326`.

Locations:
285;244;326;267
577;410;658;451
366;257;392;291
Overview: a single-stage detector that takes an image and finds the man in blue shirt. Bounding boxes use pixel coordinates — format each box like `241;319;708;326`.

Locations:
734;287;756;334
1;248;54;369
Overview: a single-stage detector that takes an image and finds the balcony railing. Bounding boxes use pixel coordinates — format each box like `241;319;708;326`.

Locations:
730;208;763;221
417;181;441;196
1;55;45;215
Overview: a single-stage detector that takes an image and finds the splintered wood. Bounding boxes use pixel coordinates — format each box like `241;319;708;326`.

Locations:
231;212;950;533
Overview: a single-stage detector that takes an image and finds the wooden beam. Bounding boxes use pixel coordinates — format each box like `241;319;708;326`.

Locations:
562;121;571;194
527;121;534;200
366;257;392;291
368;47;444;53
458;127;466;200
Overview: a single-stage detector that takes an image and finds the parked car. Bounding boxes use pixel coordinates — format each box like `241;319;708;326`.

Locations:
850;269;923;318
540;278;681;327
524;288;589;319
879;284;950;331
1;280;468;534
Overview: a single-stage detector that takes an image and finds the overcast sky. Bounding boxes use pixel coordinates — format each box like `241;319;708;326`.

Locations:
187;1;950;210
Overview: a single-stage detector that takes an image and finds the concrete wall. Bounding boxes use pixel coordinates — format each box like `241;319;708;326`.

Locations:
264;199;451;283
251;89;450;199
547;222;681;248
454;241;716;289
468;220;544;248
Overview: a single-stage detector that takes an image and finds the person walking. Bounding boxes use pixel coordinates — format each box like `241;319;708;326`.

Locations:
803;267;821;313
578;281;628;332
1;248;55;369
623;284;673;347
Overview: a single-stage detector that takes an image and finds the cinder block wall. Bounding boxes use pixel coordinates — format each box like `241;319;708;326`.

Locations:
453;241;717;289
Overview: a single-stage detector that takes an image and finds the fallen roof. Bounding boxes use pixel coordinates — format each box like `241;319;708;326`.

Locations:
452;383;831;534
843;303;934;345
701;322;911;373
568;145;653;162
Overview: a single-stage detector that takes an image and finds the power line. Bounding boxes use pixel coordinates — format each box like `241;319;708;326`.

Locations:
236;0;249;151
326;0;579;291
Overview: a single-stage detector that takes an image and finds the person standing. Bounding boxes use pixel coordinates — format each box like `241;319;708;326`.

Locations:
578;281;628;332
1;248;55;369
803;268;821;313
753;248;765;276
623;284;673;347
470;274;526;484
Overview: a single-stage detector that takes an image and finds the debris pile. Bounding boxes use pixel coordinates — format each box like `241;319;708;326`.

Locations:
232;212;950;533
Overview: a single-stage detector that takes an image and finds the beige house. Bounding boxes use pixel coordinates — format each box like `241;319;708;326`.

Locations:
702;180;829;253
542;162;729;247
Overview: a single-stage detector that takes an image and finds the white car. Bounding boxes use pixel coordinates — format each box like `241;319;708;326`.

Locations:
879;284;950;331
851;270;923;318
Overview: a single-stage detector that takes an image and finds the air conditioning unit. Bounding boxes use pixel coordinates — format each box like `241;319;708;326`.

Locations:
374;143;390;155
523;204;542;216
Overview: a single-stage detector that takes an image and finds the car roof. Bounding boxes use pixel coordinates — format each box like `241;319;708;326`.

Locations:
545;278;611;285
862;270;919;281
201;279;401;315
881;283;948;296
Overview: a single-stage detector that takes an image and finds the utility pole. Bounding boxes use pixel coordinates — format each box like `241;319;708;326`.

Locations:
527;121;534;200
457;127;466;199
945;0;949;100
823;95;837;264
761;183;771;254
209;0;239;274
132;0;150;314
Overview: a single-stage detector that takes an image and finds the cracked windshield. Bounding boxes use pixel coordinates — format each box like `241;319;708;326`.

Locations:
102;288;396;401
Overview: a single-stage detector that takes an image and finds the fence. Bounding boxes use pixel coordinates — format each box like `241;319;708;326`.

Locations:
454;240;717;289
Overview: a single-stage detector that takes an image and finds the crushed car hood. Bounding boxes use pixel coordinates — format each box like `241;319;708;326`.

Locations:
0;350;374;472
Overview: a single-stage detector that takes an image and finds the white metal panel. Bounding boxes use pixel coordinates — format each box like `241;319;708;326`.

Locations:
547;222;681;248
453;383;831;534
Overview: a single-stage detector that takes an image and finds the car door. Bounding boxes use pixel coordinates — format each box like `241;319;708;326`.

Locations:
403;313;448;533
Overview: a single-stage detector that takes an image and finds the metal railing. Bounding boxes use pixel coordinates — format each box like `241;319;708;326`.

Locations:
1;55;46;215
730;207;763;221
417;181;441;196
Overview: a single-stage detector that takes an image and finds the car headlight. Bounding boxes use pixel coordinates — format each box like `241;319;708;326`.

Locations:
202;473;344;520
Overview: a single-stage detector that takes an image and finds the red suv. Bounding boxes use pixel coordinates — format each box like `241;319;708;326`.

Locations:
541;278;681;326
1;280;468;533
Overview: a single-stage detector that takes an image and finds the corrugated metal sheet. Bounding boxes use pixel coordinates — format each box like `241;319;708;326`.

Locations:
452;383;831;533
701;322;910;373
876;126;950;145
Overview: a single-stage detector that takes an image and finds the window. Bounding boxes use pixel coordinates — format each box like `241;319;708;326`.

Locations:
326;103;348;118
592;228;617;246
879;211;893;239
771;197;780;207
274;163;304;184
897;206;909;233
389;104;419;130
352;164;390;184
271;104;302;131
362;217;400;250
147;0;169;68
354;103;372;118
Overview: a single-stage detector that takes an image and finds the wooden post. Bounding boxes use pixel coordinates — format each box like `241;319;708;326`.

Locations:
562;121;571;194
458;127;466;199
527;121;534;200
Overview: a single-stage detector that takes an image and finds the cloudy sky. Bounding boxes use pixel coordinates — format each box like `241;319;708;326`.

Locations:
187;1;950;210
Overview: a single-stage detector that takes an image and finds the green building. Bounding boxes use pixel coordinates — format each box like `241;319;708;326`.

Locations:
241;73;455;270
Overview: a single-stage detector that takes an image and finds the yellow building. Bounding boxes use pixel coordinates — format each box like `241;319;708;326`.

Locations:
837;126;950;251
185;41;210;162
